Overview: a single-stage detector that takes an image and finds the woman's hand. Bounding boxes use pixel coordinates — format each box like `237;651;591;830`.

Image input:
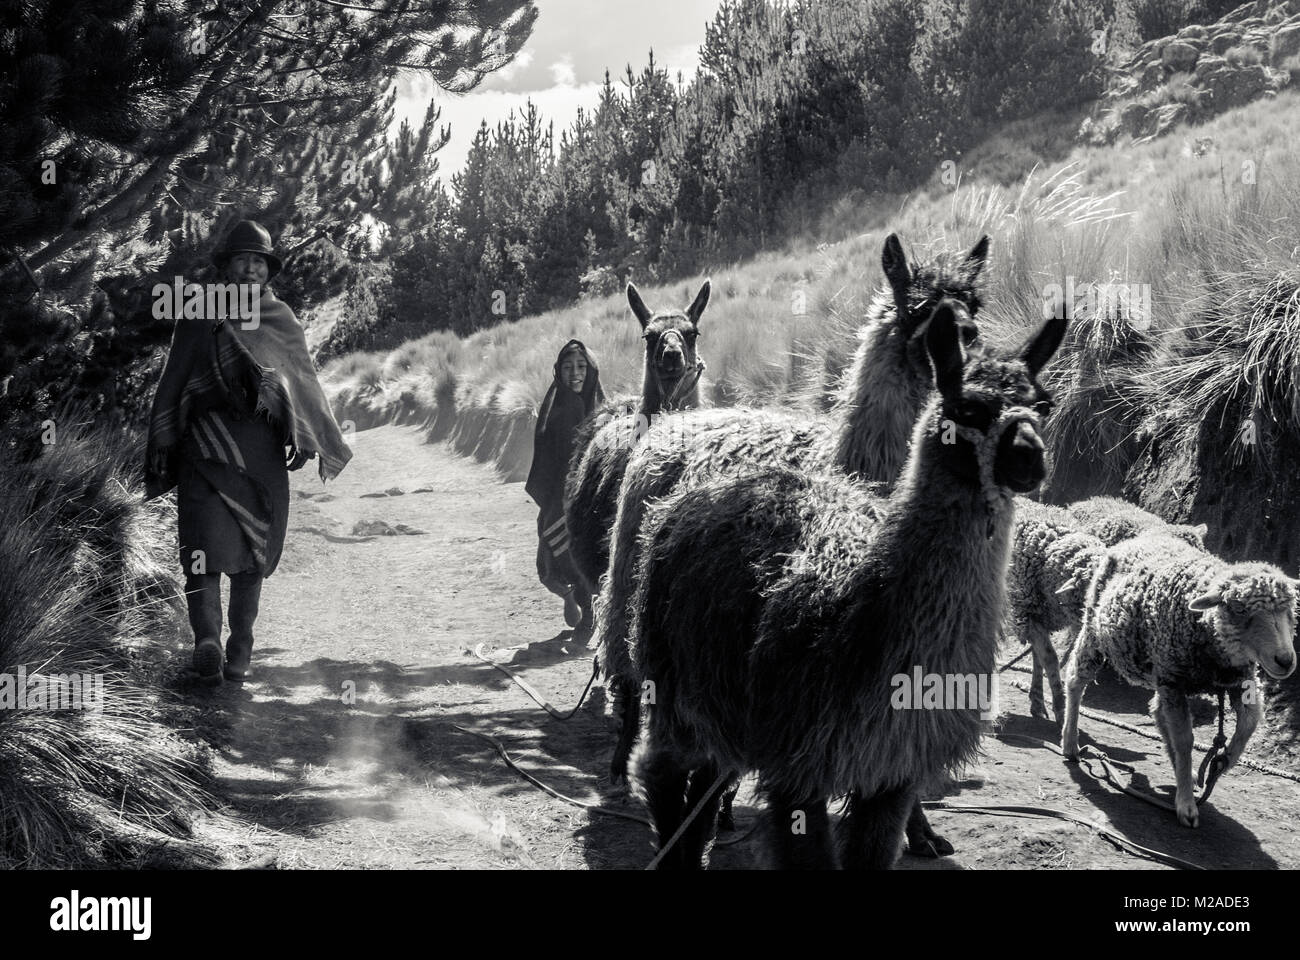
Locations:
286;448;312;470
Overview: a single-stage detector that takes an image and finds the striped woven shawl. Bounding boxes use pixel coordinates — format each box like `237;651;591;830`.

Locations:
146;290;351;499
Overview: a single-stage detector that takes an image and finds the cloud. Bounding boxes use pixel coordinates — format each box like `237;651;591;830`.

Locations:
549;57;577;87
493;48;536;85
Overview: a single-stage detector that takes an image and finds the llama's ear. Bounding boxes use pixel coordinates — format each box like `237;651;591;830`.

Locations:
687;279;711;325
1194;523;1209;538
1020;315;1068;378
627;282;652;329
881;233;910;302
964;235;991;281
925;302;965;400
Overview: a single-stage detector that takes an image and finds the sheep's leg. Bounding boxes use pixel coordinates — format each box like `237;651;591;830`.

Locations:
840;787;913;870
1154;685;1198;828
675;762;730;869
905;800;953;857
1039;631;1066;723
1020;619;1050;720
1060;624;1103;761
764;792;835;869
1222;682;1261;774
637;744;691;868
609;674;639;784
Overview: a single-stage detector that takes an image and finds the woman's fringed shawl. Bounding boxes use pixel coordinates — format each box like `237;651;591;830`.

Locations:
145;290;352;500
525;340;605;517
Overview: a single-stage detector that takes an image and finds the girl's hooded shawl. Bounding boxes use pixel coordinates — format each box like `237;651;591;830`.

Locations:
526;340;604;514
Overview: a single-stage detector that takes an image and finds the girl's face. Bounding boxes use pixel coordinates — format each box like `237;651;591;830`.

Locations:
559;353;587;394
227;253;269;286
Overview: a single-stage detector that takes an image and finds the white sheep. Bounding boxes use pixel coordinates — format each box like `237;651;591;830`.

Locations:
1060;530;1298;827
1008;496;1208;720
1008;500;1108;720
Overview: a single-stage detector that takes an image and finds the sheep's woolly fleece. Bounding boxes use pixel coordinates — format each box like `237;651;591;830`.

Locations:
1083;531;1296;691
1067;495;1206;548
1008;499;1107;632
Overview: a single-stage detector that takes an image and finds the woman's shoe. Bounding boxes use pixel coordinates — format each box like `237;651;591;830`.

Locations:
194;638;224;686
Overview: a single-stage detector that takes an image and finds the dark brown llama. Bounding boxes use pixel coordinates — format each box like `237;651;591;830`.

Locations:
597;234;988;855
562;280;709;628
627;304;1066;869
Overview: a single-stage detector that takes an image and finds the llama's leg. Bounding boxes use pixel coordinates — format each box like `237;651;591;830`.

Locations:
718;776;740;831
635;743;690;869
1060;623;1103;760
764;791;835;869
841;787;913;870
1154;685;1198;827
1222;682;1261;774
609;675;637;784
905;799;953;857
676;762;730;869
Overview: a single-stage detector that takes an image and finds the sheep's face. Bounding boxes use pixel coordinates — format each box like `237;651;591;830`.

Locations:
1189;570;1298;679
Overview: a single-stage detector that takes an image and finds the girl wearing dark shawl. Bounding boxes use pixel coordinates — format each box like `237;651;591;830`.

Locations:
144;220;353;686
526;340;604;629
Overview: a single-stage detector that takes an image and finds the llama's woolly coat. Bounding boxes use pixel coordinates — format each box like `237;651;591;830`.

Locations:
597;406;833;678
562;398;641;592
1080;531;1296;694
598;283;963;684
630;394;1015;800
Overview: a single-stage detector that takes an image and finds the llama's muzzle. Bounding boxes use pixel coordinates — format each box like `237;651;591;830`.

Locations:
996;417;1046;493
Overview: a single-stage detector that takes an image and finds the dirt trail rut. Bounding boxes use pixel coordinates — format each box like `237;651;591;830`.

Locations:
192;424;1300;870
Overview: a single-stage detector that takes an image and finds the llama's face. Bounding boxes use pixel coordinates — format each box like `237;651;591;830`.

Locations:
627;280;709;399
927;305;1066;495
1190;573;1298;680
882;234;988;379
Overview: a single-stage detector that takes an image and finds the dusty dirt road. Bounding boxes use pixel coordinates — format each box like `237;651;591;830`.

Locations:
192;424;1300;870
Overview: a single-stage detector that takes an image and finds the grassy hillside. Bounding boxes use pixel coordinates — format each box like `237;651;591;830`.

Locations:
323;88;1299;475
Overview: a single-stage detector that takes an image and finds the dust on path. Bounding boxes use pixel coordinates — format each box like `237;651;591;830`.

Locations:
192;424;1300;870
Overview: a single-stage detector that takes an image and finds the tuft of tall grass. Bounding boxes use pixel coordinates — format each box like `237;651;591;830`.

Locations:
1136;162;1300;473
0;419;215;867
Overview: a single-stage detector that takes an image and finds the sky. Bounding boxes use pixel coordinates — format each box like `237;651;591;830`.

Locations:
394;0;724;180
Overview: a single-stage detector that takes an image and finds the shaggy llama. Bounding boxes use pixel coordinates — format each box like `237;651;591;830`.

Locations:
562;280;710;626
597;234;989;855
627;305;1067;868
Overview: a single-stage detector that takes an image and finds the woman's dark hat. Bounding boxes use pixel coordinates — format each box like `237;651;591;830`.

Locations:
213;220;283;279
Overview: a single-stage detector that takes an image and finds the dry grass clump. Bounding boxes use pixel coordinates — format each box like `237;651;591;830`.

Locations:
0;419;216;868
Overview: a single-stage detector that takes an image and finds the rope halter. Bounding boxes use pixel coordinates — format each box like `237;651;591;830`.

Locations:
949;404;1043;535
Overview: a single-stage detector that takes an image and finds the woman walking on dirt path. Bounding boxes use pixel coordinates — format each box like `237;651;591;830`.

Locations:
526;339;604;631
145;220;353;686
